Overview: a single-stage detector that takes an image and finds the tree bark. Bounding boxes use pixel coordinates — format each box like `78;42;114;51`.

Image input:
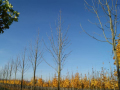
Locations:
21;69;24;90
33;56;37;90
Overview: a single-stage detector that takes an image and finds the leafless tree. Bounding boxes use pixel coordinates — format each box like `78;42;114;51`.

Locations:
13;56;19;90
29;32;43;90
1;66;7;90
9;60;13;81
0;68;5;84
44;10;71;90
3;63;9;89
0;69;3;80
6;59;13;88
18;48;29;90
80;0;120;89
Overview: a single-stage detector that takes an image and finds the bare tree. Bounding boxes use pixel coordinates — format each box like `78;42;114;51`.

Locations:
13;56;19;90
80;0;120;89
6;59;13;89
0;69;3;80
2;63;9;90
19;48;29;90
29;32;43;90
9;60;13;81
44;10;71;90
1;66;7;90
0;68;5;84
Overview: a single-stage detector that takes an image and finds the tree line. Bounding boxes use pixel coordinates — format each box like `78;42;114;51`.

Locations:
0;0;120;90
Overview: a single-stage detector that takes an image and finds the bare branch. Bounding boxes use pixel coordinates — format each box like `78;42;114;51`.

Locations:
80;24;107;42
43;39;58;64
42;57;57;72
61;51;72;70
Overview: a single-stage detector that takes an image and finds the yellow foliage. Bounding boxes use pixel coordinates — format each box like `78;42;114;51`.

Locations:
0;66;118;89
113;40;120;67
63;78;70;88
37;78;43;86
30;77;38;86
52;77;58;87
43;82;49;87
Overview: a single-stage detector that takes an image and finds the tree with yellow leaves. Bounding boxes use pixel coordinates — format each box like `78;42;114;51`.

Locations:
82;74;89;89
51;73;59;87
63;77;70;88
43;82;49;87
52;76;58;87
37;78;43;87
71;73;80;89
30;77;38;86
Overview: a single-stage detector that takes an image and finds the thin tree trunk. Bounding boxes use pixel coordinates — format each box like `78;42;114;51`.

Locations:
21;69;24;90
13;72;16;90
33;66;36;90
58;65;60;90
33;51;37;90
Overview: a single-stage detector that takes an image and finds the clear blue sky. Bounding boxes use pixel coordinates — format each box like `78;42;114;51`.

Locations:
0;0;120;81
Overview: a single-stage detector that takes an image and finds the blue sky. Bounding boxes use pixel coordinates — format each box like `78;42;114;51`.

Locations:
0;0;120;81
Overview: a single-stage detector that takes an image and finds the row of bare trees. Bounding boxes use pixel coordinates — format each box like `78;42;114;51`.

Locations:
0;50;29;90
0;10;70;90
0;0;120;90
